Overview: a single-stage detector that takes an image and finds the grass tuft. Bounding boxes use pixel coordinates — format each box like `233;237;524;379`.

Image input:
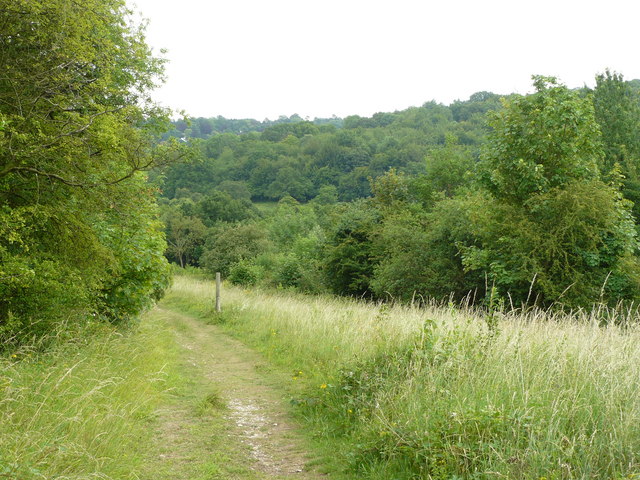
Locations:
0;315;177;479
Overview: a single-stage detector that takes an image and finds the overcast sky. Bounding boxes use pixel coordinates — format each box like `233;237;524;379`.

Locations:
127;0;640;120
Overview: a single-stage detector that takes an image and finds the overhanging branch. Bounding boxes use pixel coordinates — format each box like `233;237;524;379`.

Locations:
5;147;189;188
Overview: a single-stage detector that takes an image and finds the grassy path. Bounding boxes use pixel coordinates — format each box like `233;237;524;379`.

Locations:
7;275;640;478
144;305;324;479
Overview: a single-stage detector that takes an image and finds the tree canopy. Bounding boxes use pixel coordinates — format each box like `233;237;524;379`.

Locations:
0;0;184;343
464;77;640;307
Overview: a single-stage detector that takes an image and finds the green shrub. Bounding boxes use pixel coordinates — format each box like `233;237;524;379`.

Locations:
228;259;263;286
200;222;269;276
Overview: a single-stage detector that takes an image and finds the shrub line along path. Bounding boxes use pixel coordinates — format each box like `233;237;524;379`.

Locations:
150;306;324;479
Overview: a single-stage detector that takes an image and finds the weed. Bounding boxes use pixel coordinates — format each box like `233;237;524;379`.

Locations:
195;390;226;415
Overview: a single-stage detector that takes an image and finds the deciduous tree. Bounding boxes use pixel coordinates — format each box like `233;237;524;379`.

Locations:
466;77;640;308
0;0;184;342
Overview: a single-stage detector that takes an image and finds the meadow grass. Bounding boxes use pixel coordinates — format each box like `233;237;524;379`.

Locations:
0;316;178;479
253;200;280;214
0;300;289;480
167;274;640;479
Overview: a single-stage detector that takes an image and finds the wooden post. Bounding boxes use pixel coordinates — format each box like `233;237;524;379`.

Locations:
215;272;221;312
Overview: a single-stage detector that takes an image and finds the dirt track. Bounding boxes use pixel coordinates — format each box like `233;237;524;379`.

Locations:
150;306;322;479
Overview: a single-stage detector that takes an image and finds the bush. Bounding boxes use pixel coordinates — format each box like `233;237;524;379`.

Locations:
200;223;269;276
323;199;381;297
228;260;263;287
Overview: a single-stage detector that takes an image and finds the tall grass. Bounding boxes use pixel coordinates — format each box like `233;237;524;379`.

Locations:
0;315;177;479
168;275;640;479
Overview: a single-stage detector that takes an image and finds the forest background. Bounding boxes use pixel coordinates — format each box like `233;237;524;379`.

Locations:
158;72;640;313
3;0;640;346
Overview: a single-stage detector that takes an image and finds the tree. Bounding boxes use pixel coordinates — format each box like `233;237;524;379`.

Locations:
163;210;207;268
370;197;477;302
478;76;602;203
267;197;319;246
424;134;474;197
266;166;314;201
200;223;269;276
593;70;640;171
466;77;640;308
0;0;181;341
0;0;180;187
196;191;259;226
367;170;477;302
592;70;640;220
215;180;252;201
311;185;339;206
323;199;381;297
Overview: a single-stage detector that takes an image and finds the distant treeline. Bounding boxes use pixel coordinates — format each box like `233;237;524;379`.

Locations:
159;92;503;202
164;113;343;138
158;73;640;311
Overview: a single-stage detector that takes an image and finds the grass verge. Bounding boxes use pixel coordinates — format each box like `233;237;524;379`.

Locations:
0;306;259;479
0;316;173;479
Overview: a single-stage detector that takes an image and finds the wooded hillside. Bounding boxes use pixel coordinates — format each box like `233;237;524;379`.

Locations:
158;74;640;311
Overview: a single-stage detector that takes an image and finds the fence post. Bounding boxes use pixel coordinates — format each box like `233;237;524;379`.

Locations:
215;272;221;313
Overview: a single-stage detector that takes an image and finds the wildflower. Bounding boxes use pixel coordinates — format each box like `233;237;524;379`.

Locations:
320;383;327;389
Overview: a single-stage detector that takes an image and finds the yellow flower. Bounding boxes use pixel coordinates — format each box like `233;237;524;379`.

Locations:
320;383;327;389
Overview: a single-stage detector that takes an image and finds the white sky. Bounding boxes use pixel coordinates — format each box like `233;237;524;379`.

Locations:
127;0;640;120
